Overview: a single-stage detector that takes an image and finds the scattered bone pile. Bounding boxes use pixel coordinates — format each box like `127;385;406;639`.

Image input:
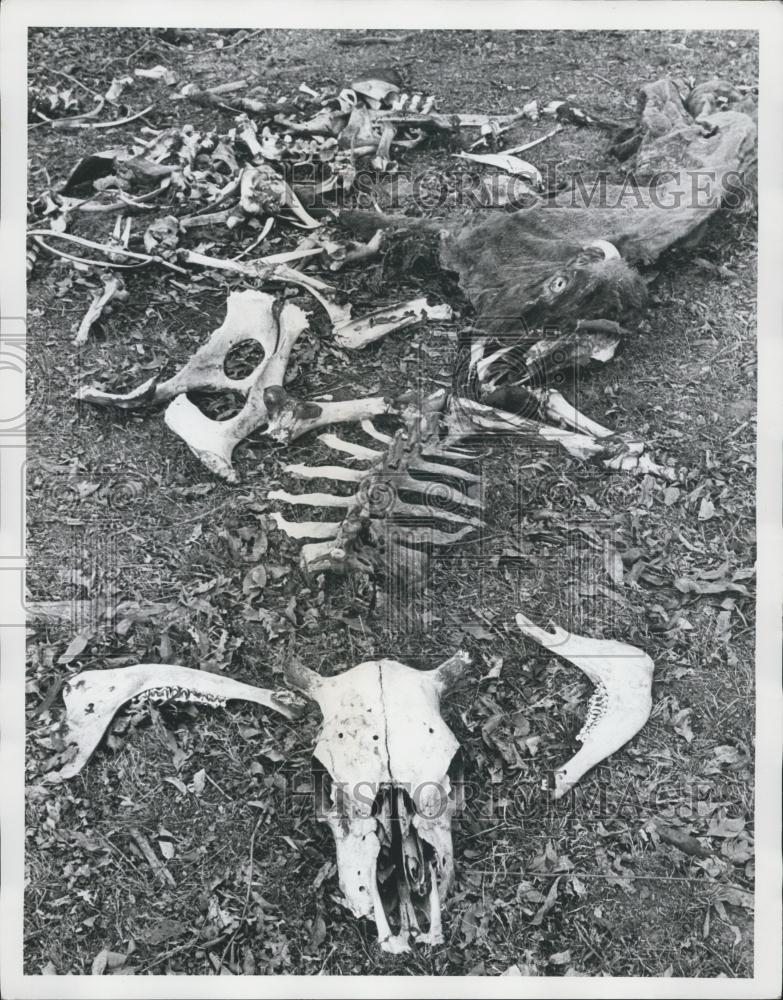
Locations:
31;65;756;953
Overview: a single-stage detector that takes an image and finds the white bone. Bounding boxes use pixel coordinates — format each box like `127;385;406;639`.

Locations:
474;342;517;384
533;388;614;438
283;463;366;483
268;489;355;509
163;297;309;480
586;239;621;260
455;151;542;186
72;273;128;347
269;512;340;540
334;298;453;350
264;393;396;444
316;433;381;461
79;290;307;405
516;613;654;799
50;664;302;781
361;419;392;443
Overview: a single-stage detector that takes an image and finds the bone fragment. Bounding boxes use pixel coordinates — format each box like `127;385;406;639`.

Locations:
269;513;341;540
283;463;367;483
334;298;453;350
267;489;355;509
361;419;392;444
316;433;381;461
264;389;396;444
72;272;129;346
51;663;303;781
516;613;654;798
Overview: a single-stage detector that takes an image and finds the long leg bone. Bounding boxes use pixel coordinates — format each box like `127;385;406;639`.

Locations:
333;298;453;350
50;663;306;781
515;613;654;799
263;387;397;444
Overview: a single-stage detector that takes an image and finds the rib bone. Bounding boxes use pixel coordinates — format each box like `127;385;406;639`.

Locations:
515;613;654;799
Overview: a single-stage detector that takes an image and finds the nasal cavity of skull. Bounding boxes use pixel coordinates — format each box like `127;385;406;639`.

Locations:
374;785;435;935
223;339;266;381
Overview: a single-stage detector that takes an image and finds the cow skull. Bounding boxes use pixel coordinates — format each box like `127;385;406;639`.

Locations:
283;652;473;953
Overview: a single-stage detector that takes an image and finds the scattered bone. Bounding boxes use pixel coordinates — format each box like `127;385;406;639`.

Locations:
456;151;543;187
134;65;178;86
268;489;354;509
515;613;654;799
264;388;396;444
284;463;367;484
270;513;341;540
130;827;176;886
72;272;129;347
333;298;453;350
49;663;304;782
316;433;382;461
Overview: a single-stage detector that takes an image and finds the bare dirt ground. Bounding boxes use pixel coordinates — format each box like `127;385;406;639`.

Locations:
25;28;757;976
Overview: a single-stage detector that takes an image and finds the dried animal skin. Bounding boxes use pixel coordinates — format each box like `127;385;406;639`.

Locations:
515;613;654;798
50;663;304;781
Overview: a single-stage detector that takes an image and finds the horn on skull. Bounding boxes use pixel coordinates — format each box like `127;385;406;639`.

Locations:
585;239;620;260
429;649;474;698
284;659;324;700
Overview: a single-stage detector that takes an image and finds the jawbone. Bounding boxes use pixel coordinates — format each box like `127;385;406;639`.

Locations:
516;613;654;798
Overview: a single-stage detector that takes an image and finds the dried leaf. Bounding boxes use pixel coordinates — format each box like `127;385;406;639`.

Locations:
698;497;716;520
190;768;206;796
58;629;93;665
530;875;561;926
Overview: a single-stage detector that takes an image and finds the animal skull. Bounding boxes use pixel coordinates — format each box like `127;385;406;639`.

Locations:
283;652;473;953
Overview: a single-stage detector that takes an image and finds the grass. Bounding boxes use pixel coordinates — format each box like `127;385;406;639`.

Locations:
25;27;756;976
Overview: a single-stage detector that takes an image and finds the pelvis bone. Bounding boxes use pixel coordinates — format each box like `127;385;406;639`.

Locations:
76;287;451;481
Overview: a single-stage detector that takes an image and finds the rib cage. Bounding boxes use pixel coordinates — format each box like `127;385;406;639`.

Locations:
268;393;485;581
